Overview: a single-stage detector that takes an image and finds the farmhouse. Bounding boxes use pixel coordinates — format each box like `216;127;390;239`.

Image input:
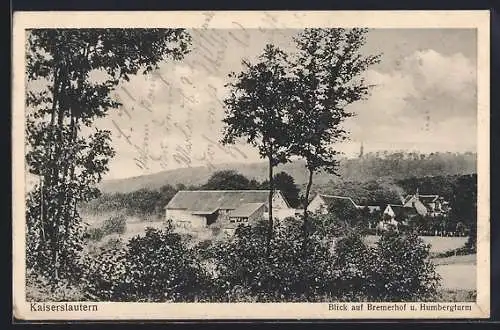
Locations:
401;190;450;217
308;193;380;215
383;204;419;222
308;194;361;215
379;204;419;231
165;190;295;231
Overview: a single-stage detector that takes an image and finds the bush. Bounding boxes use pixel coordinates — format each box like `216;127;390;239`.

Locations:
203;217;442;303
434;242;475;258
76;215;442;303
26;269;85;302
82;223;211;302
207;219;337;302
102;215;127;235
369;230;441;301
329;230;375;301
84;227;105;242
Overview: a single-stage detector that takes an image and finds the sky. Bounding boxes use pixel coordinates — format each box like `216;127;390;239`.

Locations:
57;28;480;180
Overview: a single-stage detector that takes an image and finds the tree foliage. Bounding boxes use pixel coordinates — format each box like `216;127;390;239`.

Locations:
370;231;441;301
221;44;294;249
287;28;381;224
83;224;210;302
201;170;258;190
205;219;337;302
25;28;191;281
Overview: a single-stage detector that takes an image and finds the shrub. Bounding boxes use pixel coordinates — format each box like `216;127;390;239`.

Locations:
369;230;441;301
102;214;127;235
207;218;337;302
82;223;211;302
329;230;374;301
26;269;85;302
84;227;105;242
204;217;442;303
101;237;124;251
434;242;475;258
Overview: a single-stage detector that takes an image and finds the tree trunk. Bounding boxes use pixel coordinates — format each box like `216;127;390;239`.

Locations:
51;64;68;281
39;176;46;244
267;155;274;257
302;168;314;235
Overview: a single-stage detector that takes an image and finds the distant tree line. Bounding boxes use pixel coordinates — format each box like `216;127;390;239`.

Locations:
337;151;476;183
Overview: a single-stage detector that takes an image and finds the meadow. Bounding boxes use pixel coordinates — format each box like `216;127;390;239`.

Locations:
364;235;468;254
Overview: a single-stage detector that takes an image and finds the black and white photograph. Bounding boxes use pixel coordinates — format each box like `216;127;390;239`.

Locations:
12;11;490;320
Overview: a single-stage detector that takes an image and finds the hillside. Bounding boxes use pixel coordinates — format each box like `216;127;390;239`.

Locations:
99;151;477;194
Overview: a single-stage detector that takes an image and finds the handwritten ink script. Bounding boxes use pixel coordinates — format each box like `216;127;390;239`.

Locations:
110;14;254;174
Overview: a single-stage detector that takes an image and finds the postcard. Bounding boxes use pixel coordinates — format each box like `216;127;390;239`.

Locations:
12;10;490;320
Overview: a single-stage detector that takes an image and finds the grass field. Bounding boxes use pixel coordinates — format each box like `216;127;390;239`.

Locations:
117;218;167;241
432;254;476;266
364;235;468;254
435;263;476;290
436;289;476;302
364;235;475;292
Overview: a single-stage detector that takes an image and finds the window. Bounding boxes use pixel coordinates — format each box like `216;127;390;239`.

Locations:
176;221;191;229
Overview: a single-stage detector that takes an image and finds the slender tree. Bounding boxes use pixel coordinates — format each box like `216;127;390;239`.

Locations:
288;28;381;231
25;29;191;281
221;44;293;253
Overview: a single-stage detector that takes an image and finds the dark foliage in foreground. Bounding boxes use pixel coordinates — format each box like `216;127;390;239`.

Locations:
75;216;440;302
82;223;212;302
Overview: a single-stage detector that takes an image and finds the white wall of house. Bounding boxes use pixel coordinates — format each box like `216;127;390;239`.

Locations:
274;207;296;219
166;209;207;229
377;218;399;231
261;192;296;220
307;195;327;214
383;205;395;218
272;192;290;209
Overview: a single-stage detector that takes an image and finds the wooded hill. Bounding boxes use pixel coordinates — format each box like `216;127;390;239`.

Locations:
98;151;476;194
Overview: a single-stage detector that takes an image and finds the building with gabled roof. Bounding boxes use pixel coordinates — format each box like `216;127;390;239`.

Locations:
308;194;361;215
401;189;450;217
165;190;295;231
378;204;420;232
383;204;419;222
308;193;380;215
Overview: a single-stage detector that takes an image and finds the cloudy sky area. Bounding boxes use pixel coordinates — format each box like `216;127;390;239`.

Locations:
87;28;477;180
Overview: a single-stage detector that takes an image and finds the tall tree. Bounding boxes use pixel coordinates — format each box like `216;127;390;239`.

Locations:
25;29;191;281
288;28;381;230
221;44;293;253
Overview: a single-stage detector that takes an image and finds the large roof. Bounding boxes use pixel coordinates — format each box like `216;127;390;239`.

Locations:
229;203;266;218
388;204;419;219
403;194;440;205
319;194;360;209
165;190;286;213
362;205;381;212
419;195;440;203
